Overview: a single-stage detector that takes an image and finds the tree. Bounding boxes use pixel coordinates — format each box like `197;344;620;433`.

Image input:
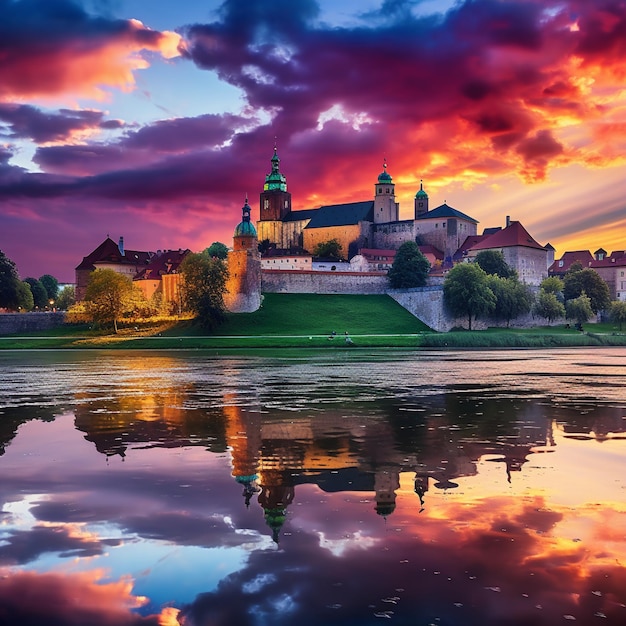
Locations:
24;277;48;309
16;281;34;311
487;275;533;327
312;239;343;260
563;268;611;313
475;250;516;278
387;241;430;288
56;285;76;310
539;276;564;298
85;269;136;333
180;252;228;329
443;263;496;330
533;290;565;322
206;242;229;260
0;249;22;310
610;300;626;331
566;293;593;327
39;274;59;301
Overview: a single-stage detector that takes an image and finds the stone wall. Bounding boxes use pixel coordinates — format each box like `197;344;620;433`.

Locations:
262;270;389;295
0;312;66;336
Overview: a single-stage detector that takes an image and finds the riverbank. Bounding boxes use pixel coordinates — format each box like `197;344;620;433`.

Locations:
1;293;625;350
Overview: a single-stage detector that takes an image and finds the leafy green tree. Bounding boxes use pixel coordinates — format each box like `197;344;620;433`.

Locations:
0;249;22;310
205;242;229;260
388;241;431;288
475;250;516;278
39;274;59;301
16;281;34;311
565;260;584;275
180;252;228;329
85;269;136;333
610;300;626;331
563;268;610;313
533;290;565;322
55;285;76;310
312;239;343;260
539;276;564;298
487;275;533;327
443;263;496;330
24;277;48;309
566;293;593;326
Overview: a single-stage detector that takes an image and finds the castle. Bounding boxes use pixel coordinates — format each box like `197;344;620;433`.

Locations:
76;146;561;321
257;147;480;264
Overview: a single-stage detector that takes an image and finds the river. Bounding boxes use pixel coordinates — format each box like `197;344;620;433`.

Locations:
0;348;625;625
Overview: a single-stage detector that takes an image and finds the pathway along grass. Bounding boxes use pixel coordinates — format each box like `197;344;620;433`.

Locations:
1;293;625;349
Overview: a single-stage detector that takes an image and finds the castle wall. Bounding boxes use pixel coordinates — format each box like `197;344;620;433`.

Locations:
415;219;477;258
262;270;388;295
302;222;372;259
373;220;415;249
0;312;66;336
502;247;549;286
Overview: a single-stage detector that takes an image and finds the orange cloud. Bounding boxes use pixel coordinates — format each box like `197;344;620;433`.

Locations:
0;567;179;625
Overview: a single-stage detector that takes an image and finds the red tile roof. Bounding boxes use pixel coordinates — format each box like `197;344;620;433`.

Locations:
468;221;545;251
134;249;190;280
76;237;152;271
548;250;594;274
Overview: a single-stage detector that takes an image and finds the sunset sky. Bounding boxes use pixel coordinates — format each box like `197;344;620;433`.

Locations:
0;0;625;282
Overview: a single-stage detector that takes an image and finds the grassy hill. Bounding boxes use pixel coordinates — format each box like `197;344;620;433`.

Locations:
1;293;625;350
174;293;432;336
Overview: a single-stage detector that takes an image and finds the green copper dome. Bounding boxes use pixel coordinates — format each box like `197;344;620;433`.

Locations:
234;198;257;237
415;180;428;198
264;146;287;192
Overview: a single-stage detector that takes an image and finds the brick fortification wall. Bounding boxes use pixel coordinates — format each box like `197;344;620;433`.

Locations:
0;312;66;336
262;270;389;295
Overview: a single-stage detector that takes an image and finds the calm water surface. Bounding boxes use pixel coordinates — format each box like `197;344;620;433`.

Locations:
0;348;625;625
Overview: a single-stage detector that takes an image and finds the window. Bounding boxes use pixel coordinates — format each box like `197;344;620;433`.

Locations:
264;199;269;209
378;187;382;193
284;200;289;208
558;260;564;267
385;188;389;193
419;202;423;207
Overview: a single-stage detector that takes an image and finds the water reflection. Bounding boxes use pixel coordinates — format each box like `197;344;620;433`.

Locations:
0;349;625;625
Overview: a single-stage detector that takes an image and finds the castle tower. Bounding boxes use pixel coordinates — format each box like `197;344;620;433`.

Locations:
414;180;429;218
374;159;399;224
224;197;261;313
259;146;292;222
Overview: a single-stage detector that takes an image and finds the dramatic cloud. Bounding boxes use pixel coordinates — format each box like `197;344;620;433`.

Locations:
0;103;114;143
0;0;182;100
0;0;625;280
0;568;176;625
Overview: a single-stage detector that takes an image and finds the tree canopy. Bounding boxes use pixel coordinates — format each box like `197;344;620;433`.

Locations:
312;239;343;260
610;300;626;331
206;242;229;260
39;274;59;301
56;285;76;310
533;290;565;322
474;250;516;278
0;249;22;310
563;268;610;313
443;263;496;330
487;275;533;327
566;293;593;326
387;241;430;288
180;252;228;329
84;269;136;333
539;276;564;297
24;277;49;309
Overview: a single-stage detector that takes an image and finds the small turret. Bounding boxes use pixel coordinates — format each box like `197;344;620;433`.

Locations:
414;180;429;218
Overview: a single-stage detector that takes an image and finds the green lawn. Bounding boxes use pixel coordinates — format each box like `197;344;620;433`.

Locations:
1;293;625;350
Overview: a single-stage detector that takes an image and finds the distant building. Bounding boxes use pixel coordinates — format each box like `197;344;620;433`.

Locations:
548;250;594;278
75;236;152;301
462;219;554;286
